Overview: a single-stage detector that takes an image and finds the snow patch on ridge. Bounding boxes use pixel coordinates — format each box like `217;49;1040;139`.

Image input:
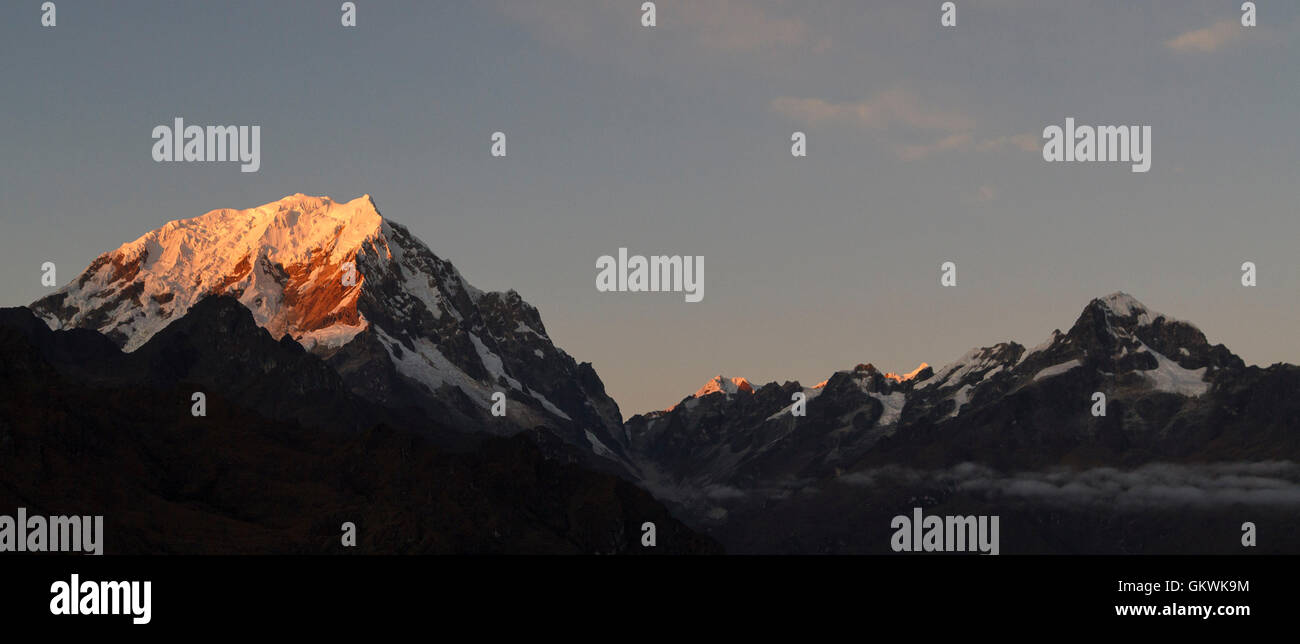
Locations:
872;391;907;425
1034;359;1083;381
766;386;825;420
585;430;616;459
532;391;573;421
1017;331;1061;366
376;328;485;402
470;333;519;389
921;347;1007;390
948;384;973;418
298;320;369;351
1137;343;1209;396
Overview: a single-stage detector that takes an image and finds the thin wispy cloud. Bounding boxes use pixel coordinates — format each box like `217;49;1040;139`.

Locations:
678;0;828;53
771;89;975;132
977;133;1040;153
897;132;974;161
497;0;828;55
897;132;1040;161
898;131;1039;161
773;90;1040;161
1165;19;1245;53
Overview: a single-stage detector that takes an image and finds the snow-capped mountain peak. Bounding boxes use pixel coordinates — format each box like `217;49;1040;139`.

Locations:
1095;291;1152;321
35;193;387;351
655;375;757;413
884;362;930;383
32;193;630;459
1002;292;1240;400
693;375;755;398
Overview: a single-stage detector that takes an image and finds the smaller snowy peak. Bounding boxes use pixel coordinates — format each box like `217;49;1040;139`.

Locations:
884;363;930;383
1021;294;1185;370
1092;291;1157;326
1065;292;1231;369
1085;292;1205;336
799;362;934;400
1015;292;1238;388
660;375;756;412
693;375;755;398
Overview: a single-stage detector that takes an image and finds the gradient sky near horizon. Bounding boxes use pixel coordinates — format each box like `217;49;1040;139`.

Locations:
2;1;1297;417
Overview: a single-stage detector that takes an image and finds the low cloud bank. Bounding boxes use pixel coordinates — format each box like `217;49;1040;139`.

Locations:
842;461;1300;507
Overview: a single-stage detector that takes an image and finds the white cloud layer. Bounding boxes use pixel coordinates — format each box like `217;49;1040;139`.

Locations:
844;461;1300;507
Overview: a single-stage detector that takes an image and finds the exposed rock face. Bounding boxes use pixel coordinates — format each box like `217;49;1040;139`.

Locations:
0;302;720;554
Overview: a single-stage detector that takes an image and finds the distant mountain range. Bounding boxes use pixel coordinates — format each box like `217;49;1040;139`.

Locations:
627;291;1288;487
8;193;1299;554
623;292;1300;552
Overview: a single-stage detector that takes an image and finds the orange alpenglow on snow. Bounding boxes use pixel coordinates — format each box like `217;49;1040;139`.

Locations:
693;375;755;398
884;363;930;383
32;193;391;353
665;375;755;411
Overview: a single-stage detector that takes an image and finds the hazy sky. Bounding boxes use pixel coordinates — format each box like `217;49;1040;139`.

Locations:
2;1;1297;416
